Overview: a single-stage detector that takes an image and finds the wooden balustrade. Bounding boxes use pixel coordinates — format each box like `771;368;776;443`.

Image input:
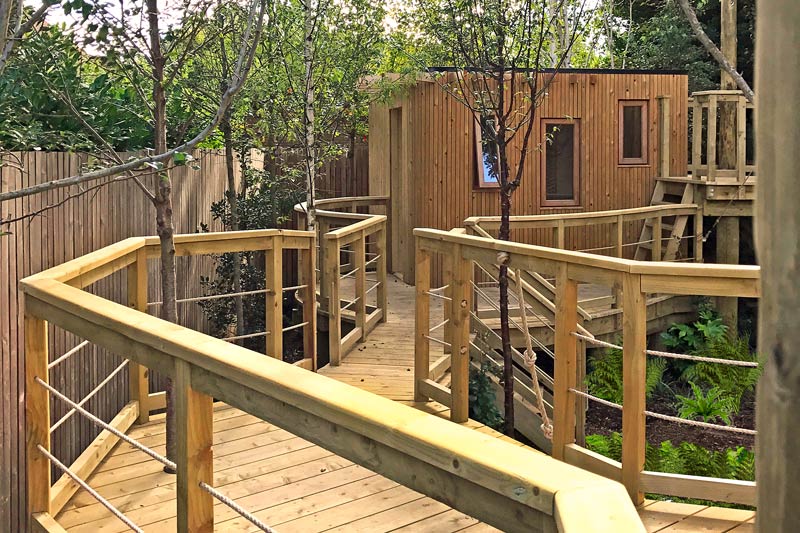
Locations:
21;230;318;531
414;227;760;507
689;90;755;184
22;228;641;532
296;196;390;365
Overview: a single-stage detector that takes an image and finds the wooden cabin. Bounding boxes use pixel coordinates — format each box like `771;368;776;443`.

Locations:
368;69;690;283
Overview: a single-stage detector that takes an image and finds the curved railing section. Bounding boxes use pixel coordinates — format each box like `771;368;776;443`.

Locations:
414;226;759;508
20;229;642;532
295;196;389;365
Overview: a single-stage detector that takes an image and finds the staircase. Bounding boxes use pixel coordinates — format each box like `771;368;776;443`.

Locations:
634;178;695;261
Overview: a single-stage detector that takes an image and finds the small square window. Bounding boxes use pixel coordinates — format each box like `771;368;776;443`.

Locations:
619;100;649;165
475;114;500;189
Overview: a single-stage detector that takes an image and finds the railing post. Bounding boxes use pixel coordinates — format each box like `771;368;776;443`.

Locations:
319;219;330;310
554;220;565;249
266;234;283;360
25;310;50;523
376;225;388;323
707;95;718;181
691;98;702;178
736;96;747;183
414;240;431;402
300;236;317;370
621;273;647;505
326;236;342;366
442;255;453;355
128;248;149;423
694;209;704;263
657;95;671;179
652;216;662;261
449;244;472;423
615;215;624;258
175;360;213;533
552;263;578;461
354;231;367;341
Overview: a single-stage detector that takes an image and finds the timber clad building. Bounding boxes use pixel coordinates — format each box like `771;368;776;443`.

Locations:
368;69;689;282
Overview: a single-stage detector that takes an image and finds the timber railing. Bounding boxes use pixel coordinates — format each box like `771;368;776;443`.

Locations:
21;229;642;532
295;196;389;365
414;227;760;507
688;90;755;184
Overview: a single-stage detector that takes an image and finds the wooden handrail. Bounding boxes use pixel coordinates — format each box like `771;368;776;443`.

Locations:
21;230;642;532
295;196;390;365
414;227;759;507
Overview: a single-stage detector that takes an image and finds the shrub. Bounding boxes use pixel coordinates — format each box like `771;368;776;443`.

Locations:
468;362;504;431
586;345;666;404
661;301;728;354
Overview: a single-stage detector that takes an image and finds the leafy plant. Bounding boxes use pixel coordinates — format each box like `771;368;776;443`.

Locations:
676;382;735;425
468;362;504;431
681;334;762;413
586;345;666;404
661;302;728;354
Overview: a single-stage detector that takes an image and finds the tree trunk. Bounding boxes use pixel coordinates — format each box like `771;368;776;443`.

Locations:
303;0;316;231
498;189;515;437
147;0;178;472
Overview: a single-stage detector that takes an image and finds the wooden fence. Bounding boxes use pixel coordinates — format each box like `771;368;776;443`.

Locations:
0;147;368;532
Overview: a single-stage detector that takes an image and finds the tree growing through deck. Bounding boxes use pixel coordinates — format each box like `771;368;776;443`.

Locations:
416;0;591;436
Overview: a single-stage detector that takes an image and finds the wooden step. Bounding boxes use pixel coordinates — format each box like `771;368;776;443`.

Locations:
645;220;674;232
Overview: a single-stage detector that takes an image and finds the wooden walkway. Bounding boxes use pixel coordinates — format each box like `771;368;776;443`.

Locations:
55;276;756;531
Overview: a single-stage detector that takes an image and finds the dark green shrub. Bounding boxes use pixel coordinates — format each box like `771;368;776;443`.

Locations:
468;362;503;431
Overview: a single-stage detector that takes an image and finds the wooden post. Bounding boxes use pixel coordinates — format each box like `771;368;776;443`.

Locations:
621;273;647;505
354;231;367;341
719;0;738;172
326;237;342;366
736;96;747;182
615;216;624;258
707;95;718;180
442;255;453;355
376;226;388;323
25;312;50;521
755;3;800;527
716;216;740;329
657;96;671;178
552;263;578;461
318;219;330;310
449;244;472;423
127;248;149;423
414;241;431;402
265;235;283;360
691;99;703;178
175;360;213;533
554;220;566;249
574;316;587;447
300;237;317;370
694;209;704;263
652;217;662;261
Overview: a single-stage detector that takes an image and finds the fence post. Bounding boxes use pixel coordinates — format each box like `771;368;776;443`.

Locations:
354;231;367;341
449;244;472;423
652;216;662;261
128;248;149;423
175;360;213;533
266;234;283;360
25;311;50;521
376;225;388;323
300;236;317;370
414;240;431;402
621;272;647;505
326;236;342;366
551;263;578;461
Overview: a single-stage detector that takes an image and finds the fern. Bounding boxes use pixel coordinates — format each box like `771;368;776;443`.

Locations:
586;345;665;404
676;382;735;424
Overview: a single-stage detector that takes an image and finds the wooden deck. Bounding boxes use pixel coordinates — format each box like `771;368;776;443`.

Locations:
55;275;755;531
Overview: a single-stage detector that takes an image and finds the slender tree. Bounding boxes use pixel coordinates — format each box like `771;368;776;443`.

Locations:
418;0;590;436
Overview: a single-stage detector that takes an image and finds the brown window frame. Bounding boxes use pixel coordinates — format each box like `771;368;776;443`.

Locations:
618;100;649;165
474;116;501;190
540;118;581;207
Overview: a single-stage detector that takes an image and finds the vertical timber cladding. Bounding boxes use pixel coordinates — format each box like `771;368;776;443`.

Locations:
368;70;688;285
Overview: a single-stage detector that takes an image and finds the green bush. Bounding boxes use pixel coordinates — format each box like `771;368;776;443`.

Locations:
468;362;503;431
661;301;728;354
586;345;666;404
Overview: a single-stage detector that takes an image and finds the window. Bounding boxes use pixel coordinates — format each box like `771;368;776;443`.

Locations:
619;100;649;165
475;114;500;189
541;119;580;207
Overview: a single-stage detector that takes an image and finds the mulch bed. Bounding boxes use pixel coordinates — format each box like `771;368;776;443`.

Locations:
584;391;755;452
